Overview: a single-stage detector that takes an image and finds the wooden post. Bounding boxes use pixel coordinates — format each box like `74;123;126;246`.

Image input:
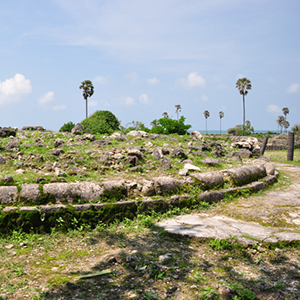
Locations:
287;132;294;161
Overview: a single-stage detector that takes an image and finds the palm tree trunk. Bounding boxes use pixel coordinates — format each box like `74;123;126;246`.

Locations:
86;99;88;119
206;118;207;134
220;118;221;134
243;94;245;136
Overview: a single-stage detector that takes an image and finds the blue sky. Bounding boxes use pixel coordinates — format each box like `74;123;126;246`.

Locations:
0;0;299;132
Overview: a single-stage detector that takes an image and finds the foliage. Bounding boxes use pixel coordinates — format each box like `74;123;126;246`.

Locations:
79;80;94;119
81;110;120;135
150;116;191;135
292;124;300;133
121;121;150;133
227;123;254;136
59;121;75;133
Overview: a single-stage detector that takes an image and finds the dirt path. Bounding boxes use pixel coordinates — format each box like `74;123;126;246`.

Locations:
158;163;300;244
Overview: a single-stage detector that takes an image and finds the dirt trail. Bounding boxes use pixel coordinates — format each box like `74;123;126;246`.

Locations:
158;163;300;244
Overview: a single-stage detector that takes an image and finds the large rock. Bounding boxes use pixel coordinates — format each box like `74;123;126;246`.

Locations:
141;179;156;196
5;139;19;152
172;148;187;159
21;126;44;131
231;136;260;150
191;171;224;190
0;127;16;137
0;155;7;164
201;158;219;166
153;147;163;160
54;138;65;147
126;130;149;138
191;131;204;141
71;123;84;135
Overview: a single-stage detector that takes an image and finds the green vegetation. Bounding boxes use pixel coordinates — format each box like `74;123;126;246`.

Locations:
150;116;191;135
81;110;120;134
227;122;254;136
59;121;75;132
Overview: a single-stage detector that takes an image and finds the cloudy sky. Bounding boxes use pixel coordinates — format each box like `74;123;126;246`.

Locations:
0;0;299;132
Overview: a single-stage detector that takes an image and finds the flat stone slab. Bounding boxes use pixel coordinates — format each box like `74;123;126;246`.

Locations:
157;214;300;245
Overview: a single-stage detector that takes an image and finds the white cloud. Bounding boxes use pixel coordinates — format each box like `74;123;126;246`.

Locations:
89;100;98;107
53;104;67;111
124;97;135;105
201;95;209;102
286;83;300;94
267;104;281;114
139;93;150;104
39;91;55;105
0;74;32;104
179;72;205;88
94;76;108;85
147;77;160;85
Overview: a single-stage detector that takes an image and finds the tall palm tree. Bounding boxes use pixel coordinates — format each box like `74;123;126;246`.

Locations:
203;110;210;134
282;107;289;120
175;105;182;121
162;112;169;118
79;80;94;119
236;78;252;136
283;120;290;133
219;111;224;134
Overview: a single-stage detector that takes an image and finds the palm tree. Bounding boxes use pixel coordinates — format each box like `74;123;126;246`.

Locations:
282;107;289;120
283;120;290;133
245;120;251;126
162;112;169;118
276;115;285;133
79;80;94;119
236;78;252;136
203;110;210;134
219;111;224;134
175;105;182;121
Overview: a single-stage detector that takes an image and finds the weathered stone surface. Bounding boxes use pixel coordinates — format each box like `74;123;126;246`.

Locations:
101;180;127;197
43;182;104;203
201;158;219;166
191;171;224;190
141;179;155;196
184;163;200;171
127;148;142;160
264;162;276;175
5;139;19;152
0;127;16;137
172;148;187;159
91;140;112;146
1;174;14;183
262;175;278;186
0;186;18;204
21;126;44;131
224;164;266;187
72;204;91;211
20;184;40;203
197;191;224;203
0;155;7;164
54;138;65;147
191;131;204;141
71;123;84;135
169;194;190;205
159;158;172;170
152;177;178;195
152;147;163;160
138;198;168;213
40;205;67;215
125;156;137;167
179;168;189;176
238;149;252;158
126;130;149;138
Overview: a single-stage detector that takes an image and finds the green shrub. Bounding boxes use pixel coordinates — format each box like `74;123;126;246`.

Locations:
81;110;120;135
121;121;150;133
227;124;254;136
59;121;75;132
150;116;191;135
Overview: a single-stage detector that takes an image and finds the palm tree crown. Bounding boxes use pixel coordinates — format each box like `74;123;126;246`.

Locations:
203;110;210;134
219;111;224;134
175;105;182;120
236;77;251;136
282;107;289;120
79;80;94;119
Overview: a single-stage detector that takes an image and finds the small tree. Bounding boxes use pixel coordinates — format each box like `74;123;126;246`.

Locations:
175;105;182;121
203;110;210;134
59;121;75;132
219;111;224;134
236;78;252;136
79;80;94;119
150;116;191;135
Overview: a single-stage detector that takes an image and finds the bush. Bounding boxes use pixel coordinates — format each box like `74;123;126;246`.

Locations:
227;124;254;136
150;116;191;135
59;121;75;132
81;110;120;135
121;121;150;134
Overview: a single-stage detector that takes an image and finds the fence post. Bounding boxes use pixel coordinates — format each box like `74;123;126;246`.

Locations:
287;132;295;161
260;135;268;156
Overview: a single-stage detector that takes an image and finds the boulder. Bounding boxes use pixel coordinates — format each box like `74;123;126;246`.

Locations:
1;174;14;183
0;155;7;164
201;158;219;166
21;126;44;131
264;163;276;176
197;191;224;204
159;158;172;170
127;148;142;160
238;149;252;158
141;179;156;196
153;147;163;160
126;130;149;138
0;127;16;137
172;148;187;159
20;184;41;203
5;139;19;152
54;138;65;147
71;123;84;135
191;131;204;141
